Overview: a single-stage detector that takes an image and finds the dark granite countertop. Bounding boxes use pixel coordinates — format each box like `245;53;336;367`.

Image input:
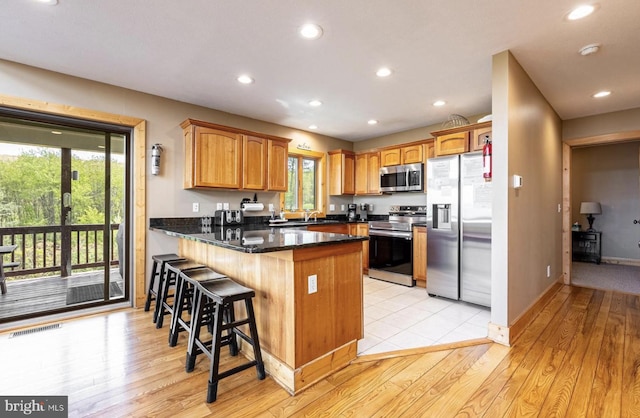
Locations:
150;218;368;254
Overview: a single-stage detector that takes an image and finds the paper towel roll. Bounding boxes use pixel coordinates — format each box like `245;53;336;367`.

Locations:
241;202;264;212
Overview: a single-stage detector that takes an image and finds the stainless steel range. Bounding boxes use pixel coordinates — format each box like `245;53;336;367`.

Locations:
368;205;426;286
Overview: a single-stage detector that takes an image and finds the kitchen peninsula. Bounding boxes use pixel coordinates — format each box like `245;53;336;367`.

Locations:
150;218;367;394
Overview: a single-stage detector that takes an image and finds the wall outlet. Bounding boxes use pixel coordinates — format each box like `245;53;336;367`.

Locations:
192;202;200;212
216;203;223;211
308;274;317;294
223;202;229;210
341;204;345;211
546;265;551;278
329;204;335;211
269;203;275;212
558;203;561;213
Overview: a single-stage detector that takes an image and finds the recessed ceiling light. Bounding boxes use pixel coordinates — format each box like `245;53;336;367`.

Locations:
578;43;601;56
237;75;254;84
50;130;62;135
376;67;392;77
300;23;323;39
36;0;58;4
368;119;378;125
308;100;322;107
433;100;446;107
593;90;611;98
308;124;318;130
567;4;596;20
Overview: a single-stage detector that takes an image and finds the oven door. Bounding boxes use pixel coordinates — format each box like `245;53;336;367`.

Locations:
368;230;414;286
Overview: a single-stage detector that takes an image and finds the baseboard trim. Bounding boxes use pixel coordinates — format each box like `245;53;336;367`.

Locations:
601;257;640;267
490;280;564;346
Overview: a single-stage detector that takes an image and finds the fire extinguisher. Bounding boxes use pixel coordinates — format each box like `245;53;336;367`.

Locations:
151;144;163;175
482;136;492;182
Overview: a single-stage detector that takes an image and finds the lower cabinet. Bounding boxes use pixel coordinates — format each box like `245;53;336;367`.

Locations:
349;223;369;273
412;225;427;288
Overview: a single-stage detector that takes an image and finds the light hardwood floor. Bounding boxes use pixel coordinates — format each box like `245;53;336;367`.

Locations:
0;284;638;417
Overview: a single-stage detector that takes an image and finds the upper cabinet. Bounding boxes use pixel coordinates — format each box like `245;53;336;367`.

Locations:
181;119;290;191
471;125;492;152
267;139;289;191
401;144;424;164
380;144;424;167
355;151;381;195
329;149;355;195
380;148;401;167
243;135;267;190
183;123;242;189
431;121;492;157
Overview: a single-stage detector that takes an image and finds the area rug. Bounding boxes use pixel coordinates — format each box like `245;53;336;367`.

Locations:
572;262;640;295
66;282;123;305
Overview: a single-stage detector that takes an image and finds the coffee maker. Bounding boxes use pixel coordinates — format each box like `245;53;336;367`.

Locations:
359;203;370;221
347;204;357;222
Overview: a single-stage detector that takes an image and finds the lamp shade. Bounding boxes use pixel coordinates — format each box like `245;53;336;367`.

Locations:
580;201;602;215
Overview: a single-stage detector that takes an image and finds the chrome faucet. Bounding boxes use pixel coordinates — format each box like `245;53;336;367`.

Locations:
304;209;319;222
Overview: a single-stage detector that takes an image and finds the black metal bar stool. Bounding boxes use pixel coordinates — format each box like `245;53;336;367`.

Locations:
156;259;206;329
168;267;227;347
147;253;186;322
186;278;266;403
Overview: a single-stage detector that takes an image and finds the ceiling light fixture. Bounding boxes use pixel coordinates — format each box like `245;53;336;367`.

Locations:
36;0;58;5
308;100;322;107
433;100;446;107
567;4;596;20
50;130;62;135
593;90;611;98
376;67;392;77
368;120;378;125
237;75;254;84
308;124;318;130
300;23;323;40
579;43;601;56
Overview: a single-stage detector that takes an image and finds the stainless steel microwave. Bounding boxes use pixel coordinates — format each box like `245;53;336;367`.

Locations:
379;163;423;192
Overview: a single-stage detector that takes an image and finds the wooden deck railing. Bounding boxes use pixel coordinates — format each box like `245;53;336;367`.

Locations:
0;224;120;278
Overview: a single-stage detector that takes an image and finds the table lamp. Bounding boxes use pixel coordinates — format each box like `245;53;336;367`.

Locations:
580;201;602;232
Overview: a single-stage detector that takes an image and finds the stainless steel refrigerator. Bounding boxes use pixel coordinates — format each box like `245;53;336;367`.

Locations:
426;152;492;307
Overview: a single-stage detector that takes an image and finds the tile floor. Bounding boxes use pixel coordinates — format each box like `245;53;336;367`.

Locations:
358;276;491;355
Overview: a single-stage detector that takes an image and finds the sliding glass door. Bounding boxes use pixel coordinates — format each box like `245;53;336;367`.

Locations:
0;111;131;322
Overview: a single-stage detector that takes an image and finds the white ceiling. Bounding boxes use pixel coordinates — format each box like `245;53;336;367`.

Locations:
1;1;639;142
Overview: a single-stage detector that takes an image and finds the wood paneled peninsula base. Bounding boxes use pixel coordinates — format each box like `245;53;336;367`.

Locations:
152;223;365;395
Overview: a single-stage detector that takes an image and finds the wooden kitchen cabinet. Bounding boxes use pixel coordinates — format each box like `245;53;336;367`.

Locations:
366;152;381;194
431;121;491;157
380;144;424;166
380;148;401;167
183;123;242;189
471;124;492;152
349;223;369;273
267;139;289;191
412;225;427;288
425;140;435;159
243;135;266;190
434;131;469;156
355;151;381;195
307;224;350;234
401;144;424;164
181;119;290;191
329;149;355;195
